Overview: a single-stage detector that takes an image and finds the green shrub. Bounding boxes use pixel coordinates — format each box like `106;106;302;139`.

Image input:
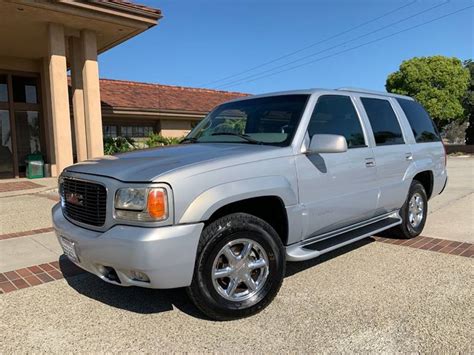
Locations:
103;136;136;155
217;118;246;133
145;133;183;147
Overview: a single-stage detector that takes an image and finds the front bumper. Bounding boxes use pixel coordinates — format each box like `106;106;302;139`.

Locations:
52;204;204;289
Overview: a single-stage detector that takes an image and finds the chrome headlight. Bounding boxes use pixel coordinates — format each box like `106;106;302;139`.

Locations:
115;188;147;211
115;187;168;221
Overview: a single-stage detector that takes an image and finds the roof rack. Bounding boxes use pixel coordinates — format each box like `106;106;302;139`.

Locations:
336;87;414;100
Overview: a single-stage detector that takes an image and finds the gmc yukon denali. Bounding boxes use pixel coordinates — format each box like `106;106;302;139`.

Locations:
53;88;447;320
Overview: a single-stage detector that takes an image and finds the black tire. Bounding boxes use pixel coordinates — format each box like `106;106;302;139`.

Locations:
392;180;428;239
186;213;285;321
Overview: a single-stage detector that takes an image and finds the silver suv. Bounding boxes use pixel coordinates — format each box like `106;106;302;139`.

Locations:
53;88;447;320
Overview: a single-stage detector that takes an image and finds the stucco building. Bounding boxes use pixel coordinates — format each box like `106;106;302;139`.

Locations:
99;78;245;140
0;0;245;179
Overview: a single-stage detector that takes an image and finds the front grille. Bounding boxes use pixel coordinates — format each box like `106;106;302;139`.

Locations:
61;177;107;227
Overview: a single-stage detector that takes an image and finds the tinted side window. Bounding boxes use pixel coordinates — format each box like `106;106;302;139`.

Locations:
397;98;440;143
361;98;404;145
308;95;365;148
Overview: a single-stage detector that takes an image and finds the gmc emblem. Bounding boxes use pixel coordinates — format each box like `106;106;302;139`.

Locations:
65;192;84;206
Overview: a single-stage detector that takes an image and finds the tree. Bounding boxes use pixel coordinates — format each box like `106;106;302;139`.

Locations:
386;56;469;128
463;60;474;145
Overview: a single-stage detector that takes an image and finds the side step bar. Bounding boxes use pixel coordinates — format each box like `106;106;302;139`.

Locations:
286;217;402;262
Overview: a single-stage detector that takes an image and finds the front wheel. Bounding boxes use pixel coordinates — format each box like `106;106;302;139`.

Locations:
187;213;285;320
393;180;428;239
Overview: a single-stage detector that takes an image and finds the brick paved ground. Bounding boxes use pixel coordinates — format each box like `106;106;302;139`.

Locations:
0;181;44;193
0;227;55;241
374;235;474;257
0;258;84;294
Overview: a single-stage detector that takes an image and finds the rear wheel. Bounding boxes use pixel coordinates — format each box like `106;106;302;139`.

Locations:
393;180;428;239
187;213;285;321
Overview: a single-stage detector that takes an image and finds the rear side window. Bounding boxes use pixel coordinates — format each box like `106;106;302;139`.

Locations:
361;98;404;146
308;95;366;148
397;98;441;143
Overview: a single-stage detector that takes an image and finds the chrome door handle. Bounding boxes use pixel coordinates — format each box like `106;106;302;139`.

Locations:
365;158;376;167
405;153;413;161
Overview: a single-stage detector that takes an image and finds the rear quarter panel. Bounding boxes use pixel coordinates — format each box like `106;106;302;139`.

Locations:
390;98;447;199
410;141;447;197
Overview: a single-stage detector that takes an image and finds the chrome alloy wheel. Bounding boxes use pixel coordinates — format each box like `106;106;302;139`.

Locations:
408;192;424;228
211;238;269;302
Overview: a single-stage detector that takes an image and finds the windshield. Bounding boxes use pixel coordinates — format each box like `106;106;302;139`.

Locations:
185;94;309;146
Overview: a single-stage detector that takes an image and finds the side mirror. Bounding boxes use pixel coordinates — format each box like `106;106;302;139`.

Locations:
306;134;348;154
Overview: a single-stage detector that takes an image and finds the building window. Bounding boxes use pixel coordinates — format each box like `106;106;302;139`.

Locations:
103;125;117;138
12;76;38;104
0;75;7;102
121;125;154;138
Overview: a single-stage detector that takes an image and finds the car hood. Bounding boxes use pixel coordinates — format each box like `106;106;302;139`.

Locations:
64;143;284;182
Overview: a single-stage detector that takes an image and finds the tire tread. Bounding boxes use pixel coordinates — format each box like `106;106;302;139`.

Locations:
186;212;285;321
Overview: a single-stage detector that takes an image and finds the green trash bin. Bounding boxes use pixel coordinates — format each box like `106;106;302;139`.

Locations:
26;153;44;179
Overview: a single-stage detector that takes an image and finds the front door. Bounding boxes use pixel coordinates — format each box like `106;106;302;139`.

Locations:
0;72;43;178
296;94;379;239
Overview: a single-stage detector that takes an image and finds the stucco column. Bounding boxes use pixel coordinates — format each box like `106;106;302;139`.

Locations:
47;23;73;175
81;29;104;158
69;37;88;162
41;57;56;176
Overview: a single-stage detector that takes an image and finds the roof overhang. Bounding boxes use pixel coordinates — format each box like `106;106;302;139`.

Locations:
0;0;161;59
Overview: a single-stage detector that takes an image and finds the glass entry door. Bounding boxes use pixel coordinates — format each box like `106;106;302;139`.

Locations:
0;75;13;177
15;111;41;173
0;72;43;178
0;109;13;178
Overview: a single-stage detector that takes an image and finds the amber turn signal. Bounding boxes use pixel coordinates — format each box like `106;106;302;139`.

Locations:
147;188;167;220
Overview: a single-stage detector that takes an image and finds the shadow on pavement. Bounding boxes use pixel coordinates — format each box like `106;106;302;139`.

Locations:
59;255;206;319
285;237;374;277
59;237;375;318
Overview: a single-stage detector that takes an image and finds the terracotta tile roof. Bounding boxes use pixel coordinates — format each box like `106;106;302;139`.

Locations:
99;78;249;113
105;0;162;16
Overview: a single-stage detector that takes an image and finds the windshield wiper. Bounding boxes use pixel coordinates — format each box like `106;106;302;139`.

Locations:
180;137;198;144
211;132;261;144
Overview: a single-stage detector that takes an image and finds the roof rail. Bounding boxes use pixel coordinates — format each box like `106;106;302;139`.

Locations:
336;87;414;100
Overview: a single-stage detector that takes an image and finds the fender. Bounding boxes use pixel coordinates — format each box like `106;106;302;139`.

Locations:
402;160;420;186
178;175;297;224
402;147;438;185
403;155;436;187
398;159;428;206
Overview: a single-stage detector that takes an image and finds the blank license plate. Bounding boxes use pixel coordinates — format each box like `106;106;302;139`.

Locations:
60;237;79;263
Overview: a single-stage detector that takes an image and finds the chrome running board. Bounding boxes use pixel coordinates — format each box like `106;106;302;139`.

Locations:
286;215;402;262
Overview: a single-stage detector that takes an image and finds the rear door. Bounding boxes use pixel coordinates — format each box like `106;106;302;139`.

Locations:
357;96;413;214
295;94;379;238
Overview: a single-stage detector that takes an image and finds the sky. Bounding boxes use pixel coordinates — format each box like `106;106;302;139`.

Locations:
99;0;474;94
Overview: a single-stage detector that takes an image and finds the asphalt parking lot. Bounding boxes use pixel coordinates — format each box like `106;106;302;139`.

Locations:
0;156;473;352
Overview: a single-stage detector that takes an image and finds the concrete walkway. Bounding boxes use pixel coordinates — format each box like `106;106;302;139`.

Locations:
0;194;57;235
0;178;60;272
423;156;474;243
0;232;62;273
